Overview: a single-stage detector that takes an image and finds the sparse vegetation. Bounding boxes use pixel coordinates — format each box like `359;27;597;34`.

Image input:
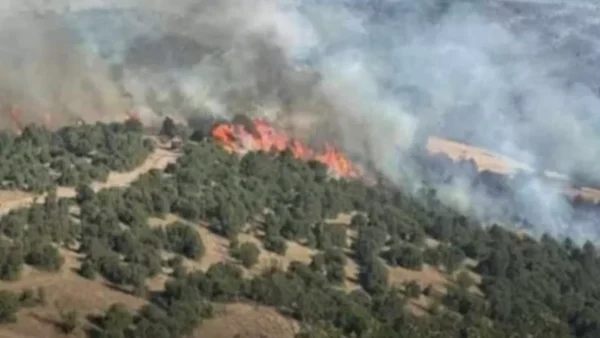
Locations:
58;308;79;334
1;118;600;338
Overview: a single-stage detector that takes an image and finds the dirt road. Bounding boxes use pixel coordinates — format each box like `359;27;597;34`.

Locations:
0;147;179;216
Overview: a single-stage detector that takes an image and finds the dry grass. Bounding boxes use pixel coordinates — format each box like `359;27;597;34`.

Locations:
427;136;600;202
239;233;316;274
426;137;533;175
564;186;600;203
194;303;299;338
0;211;474;337
387;263;485;316
0;249;147;338
147;216;231;273
389;265;449;292
90;146;179;191
59;146;179;197
0;146;179;217
325;212;355;225
0;191;37;217
0;146;179;338
149;215;317;277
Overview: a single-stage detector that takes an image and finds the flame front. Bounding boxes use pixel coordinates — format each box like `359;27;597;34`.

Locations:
211;118;360;178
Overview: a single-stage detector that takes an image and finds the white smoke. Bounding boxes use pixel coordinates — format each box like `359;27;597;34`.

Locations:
2;0;600;242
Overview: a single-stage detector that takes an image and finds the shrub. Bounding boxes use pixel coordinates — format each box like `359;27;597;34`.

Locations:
233;242;261;268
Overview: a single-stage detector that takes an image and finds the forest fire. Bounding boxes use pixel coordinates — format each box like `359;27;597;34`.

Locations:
211;117;360;178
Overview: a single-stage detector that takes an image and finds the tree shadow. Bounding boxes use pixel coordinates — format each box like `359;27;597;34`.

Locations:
69;266;84;276
102;282;134;296
347;275;360;284
147;290;167;308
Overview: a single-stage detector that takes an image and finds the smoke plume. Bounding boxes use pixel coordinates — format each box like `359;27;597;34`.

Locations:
3;0;600;242
0;9;130;126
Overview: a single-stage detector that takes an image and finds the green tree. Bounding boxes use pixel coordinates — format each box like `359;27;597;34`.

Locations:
75;184;95;204
359;258;388;295
58;308;79;334
350;213;368;229
404;281;421;298
384;243;424;270
160;117;178;139
101;303;133;333
0;291;19;323
354;227;386;265
164;222;205;260
232;242;261;268
0;242;23;280
131;318;171;338
323;248;347;284
79;260;97;280
25;243;64;272
456;270;475;290
263;235;287;255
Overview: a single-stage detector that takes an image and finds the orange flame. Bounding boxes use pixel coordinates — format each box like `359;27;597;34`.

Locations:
211;118;360;178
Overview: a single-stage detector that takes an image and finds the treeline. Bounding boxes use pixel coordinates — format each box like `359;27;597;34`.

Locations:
1;119;600;337
0;119;152;192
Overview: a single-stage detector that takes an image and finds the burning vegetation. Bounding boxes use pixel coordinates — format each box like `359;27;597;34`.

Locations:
210;116;361;179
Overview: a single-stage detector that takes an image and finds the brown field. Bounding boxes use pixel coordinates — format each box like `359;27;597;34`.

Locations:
147;210;486;319
195;303;299;338
0;211;311;338
426;137;533;175
0;249;147;338
427;136;600;202
149;215;317;277
148;214;466;318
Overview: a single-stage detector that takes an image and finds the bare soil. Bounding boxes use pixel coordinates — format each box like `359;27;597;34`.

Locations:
0;249;147;338
0;146;179;216
195;303;299;338
0;146;178;338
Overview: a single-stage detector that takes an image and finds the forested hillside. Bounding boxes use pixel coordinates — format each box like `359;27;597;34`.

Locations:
0;120;152;192
1;118;600;338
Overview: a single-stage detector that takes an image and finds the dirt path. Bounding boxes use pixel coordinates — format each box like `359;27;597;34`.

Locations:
0;146;179;216
0;145;179;338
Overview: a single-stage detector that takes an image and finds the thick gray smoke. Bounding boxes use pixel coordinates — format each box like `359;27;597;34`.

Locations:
2;0;600;242
0;9;129;126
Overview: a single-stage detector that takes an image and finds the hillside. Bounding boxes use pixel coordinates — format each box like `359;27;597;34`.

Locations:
0;118;599;338
427;136;600;203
